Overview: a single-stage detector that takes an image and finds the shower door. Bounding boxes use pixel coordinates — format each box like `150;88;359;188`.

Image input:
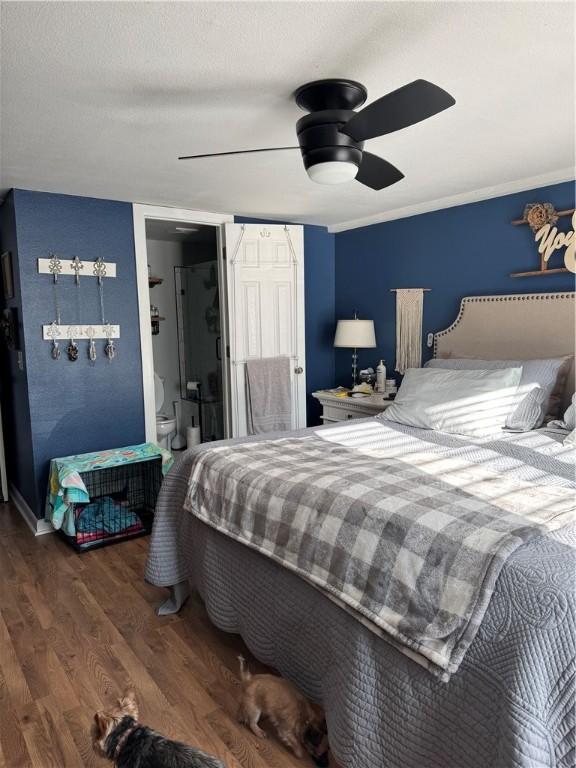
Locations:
175;263;226;442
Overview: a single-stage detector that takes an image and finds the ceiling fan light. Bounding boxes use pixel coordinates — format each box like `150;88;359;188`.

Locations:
306;160;358;185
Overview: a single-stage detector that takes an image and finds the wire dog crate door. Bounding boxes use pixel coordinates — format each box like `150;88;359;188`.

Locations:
65;458;162;551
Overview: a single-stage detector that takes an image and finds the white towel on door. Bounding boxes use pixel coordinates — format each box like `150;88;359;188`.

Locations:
246;357;292;434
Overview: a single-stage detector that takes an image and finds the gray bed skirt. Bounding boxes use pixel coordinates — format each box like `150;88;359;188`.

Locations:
160;514;575;768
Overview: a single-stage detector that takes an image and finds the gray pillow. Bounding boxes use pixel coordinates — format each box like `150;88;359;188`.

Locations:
425;357;571;431
563;394;576;431
545;393;576;433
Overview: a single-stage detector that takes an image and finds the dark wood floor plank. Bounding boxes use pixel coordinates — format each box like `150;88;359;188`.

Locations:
19;697;84;768
0;612;33;712
21;581;54;631
0;666;34;768
39;694;95;764
63;706;102;768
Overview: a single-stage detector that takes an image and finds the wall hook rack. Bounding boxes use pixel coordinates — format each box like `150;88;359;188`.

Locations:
42;323;120;341
38;257;117;278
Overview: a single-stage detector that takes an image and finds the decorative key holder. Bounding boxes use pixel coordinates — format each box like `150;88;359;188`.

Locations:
47;320;61;360
67;337;79;362
48;254;63;360
86;326;97;362
70;255;84;284
39;255;120;361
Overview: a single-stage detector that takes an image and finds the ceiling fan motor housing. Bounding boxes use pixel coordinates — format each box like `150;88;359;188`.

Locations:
294;81;368;178
296;110;364;173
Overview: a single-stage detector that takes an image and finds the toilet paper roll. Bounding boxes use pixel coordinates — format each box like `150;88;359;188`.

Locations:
186;426;201;448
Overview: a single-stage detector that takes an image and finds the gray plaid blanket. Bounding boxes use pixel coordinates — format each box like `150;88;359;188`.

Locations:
184;432;574;679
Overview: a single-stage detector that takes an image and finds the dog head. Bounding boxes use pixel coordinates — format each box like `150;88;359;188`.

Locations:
302;702;329;765
93;689;139;756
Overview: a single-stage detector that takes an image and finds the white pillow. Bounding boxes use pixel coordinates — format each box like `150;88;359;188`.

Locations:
564;429;576;446
425;357;570;430
379;367;523;437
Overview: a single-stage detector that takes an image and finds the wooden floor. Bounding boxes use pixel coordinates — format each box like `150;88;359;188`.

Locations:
0;503;340;768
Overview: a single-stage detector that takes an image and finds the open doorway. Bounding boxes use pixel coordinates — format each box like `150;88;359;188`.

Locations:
133;205;233;447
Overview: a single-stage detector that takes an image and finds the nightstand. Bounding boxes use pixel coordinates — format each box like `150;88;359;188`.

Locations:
312;391;393;423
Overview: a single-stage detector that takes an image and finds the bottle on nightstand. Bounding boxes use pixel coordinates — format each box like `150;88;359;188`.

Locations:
376;360;387;392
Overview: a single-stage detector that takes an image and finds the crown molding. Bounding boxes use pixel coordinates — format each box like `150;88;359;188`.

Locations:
328;168;576;233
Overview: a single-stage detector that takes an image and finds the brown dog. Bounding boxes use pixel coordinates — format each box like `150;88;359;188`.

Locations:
237;656;329;765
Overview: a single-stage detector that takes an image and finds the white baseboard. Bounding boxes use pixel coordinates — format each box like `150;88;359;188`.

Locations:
9;483;54;536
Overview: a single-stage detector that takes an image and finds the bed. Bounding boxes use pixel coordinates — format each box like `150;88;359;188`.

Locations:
145;292;576;768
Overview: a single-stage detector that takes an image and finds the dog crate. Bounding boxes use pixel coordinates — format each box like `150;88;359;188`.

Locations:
48;447;166;552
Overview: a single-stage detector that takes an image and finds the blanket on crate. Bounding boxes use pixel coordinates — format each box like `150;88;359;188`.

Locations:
184;431;575;679
47;442;173;536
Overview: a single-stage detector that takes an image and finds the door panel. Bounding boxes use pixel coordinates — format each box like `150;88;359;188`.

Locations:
274;282;292;356
224;223;306;437
242;282;262;359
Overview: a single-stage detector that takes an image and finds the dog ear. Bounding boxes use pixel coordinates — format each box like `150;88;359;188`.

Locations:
310;703;326;728
118;689;139;718
94;712;110;738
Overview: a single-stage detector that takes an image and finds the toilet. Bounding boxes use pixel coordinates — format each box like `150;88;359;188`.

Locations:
154;373;176;449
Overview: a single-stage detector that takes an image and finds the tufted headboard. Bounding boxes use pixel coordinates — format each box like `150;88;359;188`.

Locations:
434;292;575;409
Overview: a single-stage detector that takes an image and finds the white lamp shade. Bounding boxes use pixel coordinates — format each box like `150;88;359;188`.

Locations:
334;319;376;348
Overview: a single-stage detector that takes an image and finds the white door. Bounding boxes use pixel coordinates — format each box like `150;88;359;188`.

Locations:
224;223;306;437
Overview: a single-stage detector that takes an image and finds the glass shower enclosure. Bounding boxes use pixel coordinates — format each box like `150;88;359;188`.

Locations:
175;262;225;442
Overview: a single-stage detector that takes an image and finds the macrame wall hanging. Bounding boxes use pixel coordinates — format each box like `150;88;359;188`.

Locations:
391;288;430;375
39;255;120;362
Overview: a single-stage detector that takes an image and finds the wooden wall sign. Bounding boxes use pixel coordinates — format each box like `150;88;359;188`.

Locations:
511;203;575;277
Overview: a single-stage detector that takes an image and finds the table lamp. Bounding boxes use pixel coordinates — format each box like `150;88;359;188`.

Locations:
334;314;377;387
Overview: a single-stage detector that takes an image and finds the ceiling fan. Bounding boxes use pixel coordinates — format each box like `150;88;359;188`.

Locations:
179;78;455;190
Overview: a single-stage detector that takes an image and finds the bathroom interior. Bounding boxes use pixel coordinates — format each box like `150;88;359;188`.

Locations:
145;219;225;451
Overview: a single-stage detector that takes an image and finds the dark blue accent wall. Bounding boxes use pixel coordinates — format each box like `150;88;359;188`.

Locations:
335;181;576;384
1;189;145;517
235;217;335;425
301;225;336;425
0;192;37;509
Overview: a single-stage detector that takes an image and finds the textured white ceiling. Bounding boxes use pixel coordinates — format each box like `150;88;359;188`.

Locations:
1;1;574;231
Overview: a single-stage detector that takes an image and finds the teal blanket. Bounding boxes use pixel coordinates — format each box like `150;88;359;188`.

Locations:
46;442;173;536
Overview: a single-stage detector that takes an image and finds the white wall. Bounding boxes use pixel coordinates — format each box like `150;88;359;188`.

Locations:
146;240;183;414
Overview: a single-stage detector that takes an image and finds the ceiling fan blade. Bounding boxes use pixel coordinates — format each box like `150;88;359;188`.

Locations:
178;146;299;160
341;79;455;142
355;152;404;191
